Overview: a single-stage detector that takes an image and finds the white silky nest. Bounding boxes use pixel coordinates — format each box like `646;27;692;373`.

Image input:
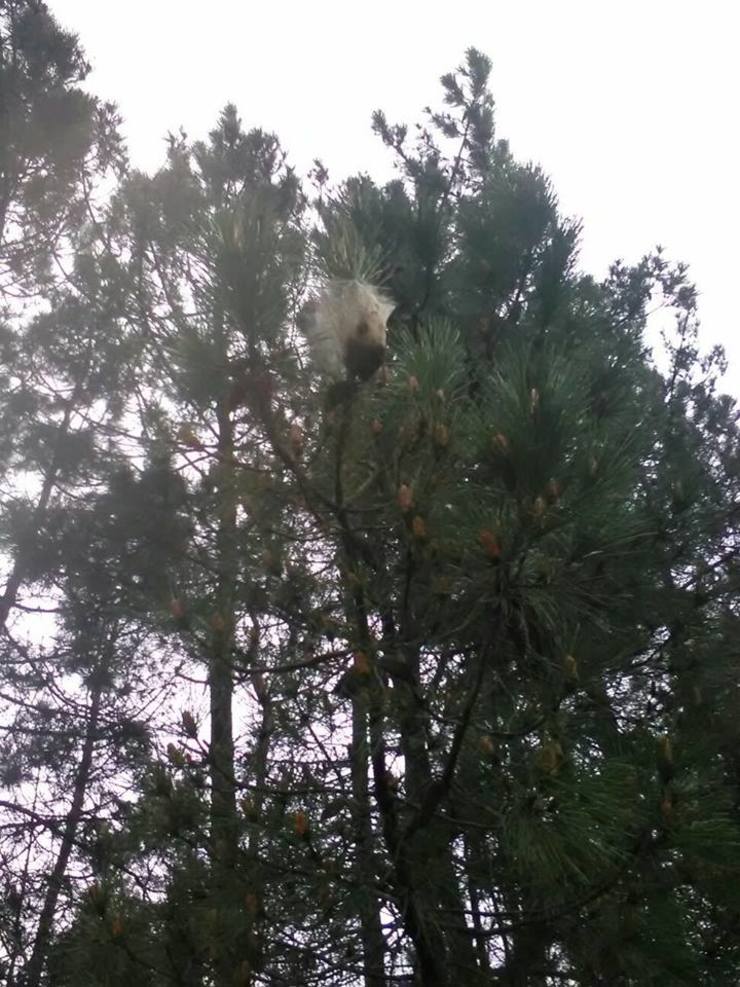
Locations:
298;279;395;381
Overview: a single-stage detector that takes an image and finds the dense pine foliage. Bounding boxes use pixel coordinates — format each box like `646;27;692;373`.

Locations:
1;4;739;985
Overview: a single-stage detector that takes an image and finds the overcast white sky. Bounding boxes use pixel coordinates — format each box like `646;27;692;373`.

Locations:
52;0;740;393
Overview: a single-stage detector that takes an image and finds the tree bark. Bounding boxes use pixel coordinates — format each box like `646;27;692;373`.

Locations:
25;683;102;987
350;694;386;986
389;634;482;982
208;400;243;986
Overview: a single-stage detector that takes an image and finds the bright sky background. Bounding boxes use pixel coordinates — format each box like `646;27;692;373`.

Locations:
52;0;740;394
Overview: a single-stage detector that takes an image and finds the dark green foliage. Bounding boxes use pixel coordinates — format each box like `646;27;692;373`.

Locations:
0;0;123;287
0;33;739;987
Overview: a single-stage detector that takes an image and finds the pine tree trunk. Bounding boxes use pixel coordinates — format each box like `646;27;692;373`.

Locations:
350;695;386;986
208;402;242;986
365;692;452;987
25;683;102;987
393;646;482;982
245;651;273;964
334;403;388;983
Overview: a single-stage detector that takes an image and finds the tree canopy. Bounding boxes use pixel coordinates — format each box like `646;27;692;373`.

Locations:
1;6;739;986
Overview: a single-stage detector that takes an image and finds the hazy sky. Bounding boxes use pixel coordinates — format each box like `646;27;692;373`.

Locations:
52;0;740;393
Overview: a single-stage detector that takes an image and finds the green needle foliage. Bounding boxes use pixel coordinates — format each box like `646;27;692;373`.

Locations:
0;14;738;987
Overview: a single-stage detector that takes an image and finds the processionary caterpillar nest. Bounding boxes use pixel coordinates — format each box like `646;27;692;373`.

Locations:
298;279;395;382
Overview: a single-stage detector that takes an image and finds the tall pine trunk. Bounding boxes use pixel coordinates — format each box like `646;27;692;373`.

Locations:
350;695;386;985
208;400;243;985
25;682;102;987
391;629;482;982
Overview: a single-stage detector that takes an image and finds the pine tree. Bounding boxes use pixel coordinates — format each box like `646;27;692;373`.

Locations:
0;0;122;289
1;30;739;987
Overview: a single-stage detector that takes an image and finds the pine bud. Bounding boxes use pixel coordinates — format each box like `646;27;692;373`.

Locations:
245;892;260;918
532;496;547;519
411;515;427;540
407;375;420;394
492;432;509;453
479;529;501;559
370;418;383;435
479;735;496;756
354;651;371;675
535;741;563;775
111;914;125;938
433;423;449;448
398;483;414;512
294;810;309;838
564;655;579;682
169;597;186;620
